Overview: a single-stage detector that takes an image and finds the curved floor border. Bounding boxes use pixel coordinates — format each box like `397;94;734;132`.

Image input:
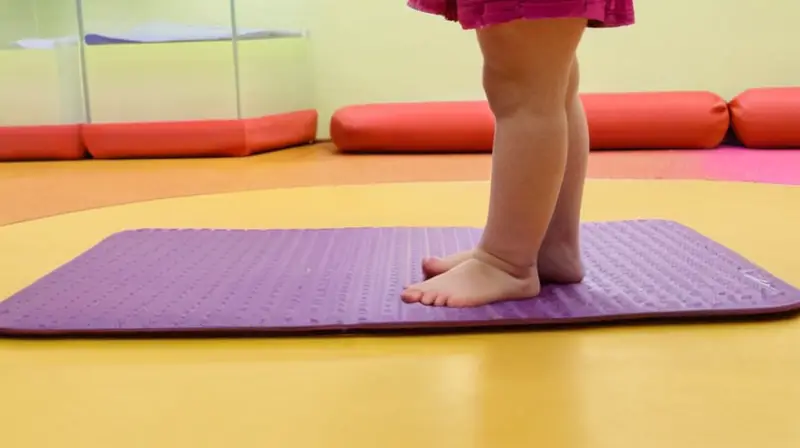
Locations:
0;144;797;226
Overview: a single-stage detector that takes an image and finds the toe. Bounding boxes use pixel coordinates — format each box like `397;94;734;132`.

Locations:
433;293;450;307
420;290;439;306
400;288;423;303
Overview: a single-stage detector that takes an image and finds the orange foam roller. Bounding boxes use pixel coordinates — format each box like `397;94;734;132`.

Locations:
0;124;85;161
729;87;800;148
331;102;493;152
83;110;318;159
583;91;729;149
332;91;730;152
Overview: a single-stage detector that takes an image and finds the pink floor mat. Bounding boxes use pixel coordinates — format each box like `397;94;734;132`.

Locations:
589;146;800;184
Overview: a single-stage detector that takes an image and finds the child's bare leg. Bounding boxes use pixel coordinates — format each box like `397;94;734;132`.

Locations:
401;18;586;307
538;57;587;283
421;57;588;284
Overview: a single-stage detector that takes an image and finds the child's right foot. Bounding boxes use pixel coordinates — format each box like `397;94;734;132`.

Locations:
401;250;540;308
422;241;584;284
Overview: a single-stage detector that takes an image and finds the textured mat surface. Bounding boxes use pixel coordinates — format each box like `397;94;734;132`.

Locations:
1;220;799;336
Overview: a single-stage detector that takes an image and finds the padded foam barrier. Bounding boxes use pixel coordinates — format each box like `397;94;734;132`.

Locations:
583;91;730;149
83;110;318;159
729;87;800;148
1;220;798;337
331;91;730;152
0;124;85;161
332;102;494;152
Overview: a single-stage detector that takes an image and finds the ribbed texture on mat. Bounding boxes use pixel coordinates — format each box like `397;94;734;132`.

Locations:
1;220;798;335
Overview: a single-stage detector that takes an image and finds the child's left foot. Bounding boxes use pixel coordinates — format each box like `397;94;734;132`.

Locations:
400;252;541;308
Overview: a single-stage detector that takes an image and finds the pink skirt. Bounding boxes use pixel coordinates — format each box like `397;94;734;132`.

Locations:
408;0;635;29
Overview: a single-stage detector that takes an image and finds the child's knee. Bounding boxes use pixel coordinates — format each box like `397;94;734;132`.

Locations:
483;66;570;117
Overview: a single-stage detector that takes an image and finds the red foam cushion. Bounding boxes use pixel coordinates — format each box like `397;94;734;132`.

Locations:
331;102;493;152
583;91;729;149
0;124;85;161
331;91;730;152
729;87;800;148
242;110;318;156
83;110;318;159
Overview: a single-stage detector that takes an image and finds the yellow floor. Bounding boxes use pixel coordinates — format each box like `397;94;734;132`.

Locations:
2;179;800;448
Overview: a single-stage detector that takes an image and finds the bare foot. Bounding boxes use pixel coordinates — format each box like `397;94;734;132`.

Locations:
422;242;584;284
401;251;540;308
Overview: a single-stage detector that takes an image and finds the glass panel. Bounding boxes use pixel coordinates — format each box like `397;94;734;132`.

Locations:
0;0;86;126
235;0;313;118
80;0;238;123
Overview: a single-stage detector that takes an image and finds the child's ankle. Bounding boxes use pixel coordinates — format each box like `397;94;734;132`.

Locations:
473;246;534;280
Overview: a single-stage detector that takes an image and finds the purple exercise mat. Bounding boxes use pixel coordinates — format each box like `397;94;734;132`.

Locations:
1;220;798;336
